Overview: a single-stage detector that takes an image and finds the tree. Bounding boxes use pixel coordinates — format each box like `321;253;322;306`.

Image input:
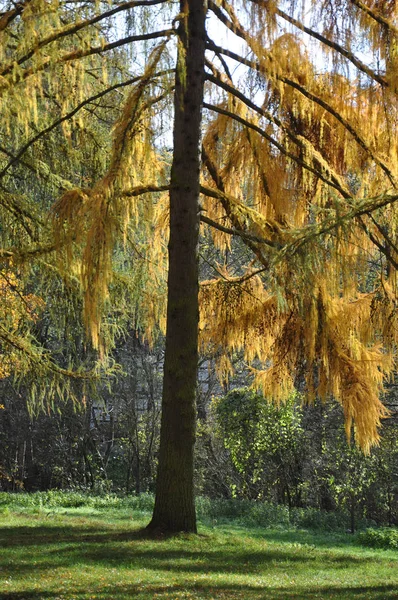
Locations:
146;0;206;533
2;0;398;533
215;388;306;505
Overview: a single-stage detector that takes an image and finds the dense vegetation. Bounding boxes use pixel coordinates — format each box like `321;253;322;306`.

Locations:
1;379;398;532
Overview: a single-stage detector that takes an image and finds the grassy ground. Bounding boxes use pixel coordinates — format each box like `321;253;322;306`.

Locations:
0;504;397;600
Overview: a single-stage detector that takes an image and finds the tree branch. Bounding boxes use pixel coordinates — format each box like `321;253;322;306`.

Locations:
0;243;58;260
206;42;397;189
282;193;398;260
357;215;398;270
0;71;172;179
200;147;271;268
6;0;171;74
209;1;395;188
122;184;170;196
246;1;387;86
0;0;28;33
199;211;278;247
350;0;398;35
4;29;174;83
0;323;100;379
203;101;351;199
366;213;398;261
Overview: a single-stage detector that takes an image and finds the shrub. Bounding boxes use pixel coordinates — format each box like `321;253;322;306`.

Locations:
358;527;398;550
197;497;290;527
289;507;349;531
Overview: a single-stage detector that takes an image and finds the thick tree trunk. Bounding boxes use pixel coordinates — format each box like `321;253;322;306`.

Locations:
147;0;206;533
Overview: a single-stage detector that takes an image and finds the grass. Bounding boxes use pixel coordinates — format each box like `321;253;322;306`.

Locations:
0;496;397;599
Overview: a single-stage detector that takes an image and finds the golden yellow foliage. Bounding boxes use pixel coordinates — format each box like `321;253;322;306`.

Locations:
3;0;398;449
0;270;44;378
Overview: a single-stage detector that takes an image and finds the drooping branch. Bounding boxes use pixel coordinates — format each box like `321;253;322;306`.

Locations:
0;242;59;261
49;41;171;353
122;184;170;197
0;323;100;380
3;29;174;85
357;216;398;271
205;58;271;199
0;270;35;312
199;199;279;248
206;42;397;189
204;81;398;268
201;146;271;268
350;0;398;35
367;213;398;259
0;0;28;32
282;192;398;261
0;145;39;177
0;71;172;180
203;101;351;199
0;188;45;240
8;0;171;74
246;0;387;86
59;28;175;62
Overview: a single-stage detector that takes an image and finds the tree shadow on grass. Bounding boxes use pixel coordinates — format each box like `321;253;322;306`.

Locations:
0;524;146;548
0;523;379;576
1;583;398;600
1;522;397;600
216;523;362;547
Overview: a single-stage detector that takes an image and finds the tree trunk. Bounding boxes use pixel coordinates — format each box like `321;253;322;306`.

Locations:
147;0;206;533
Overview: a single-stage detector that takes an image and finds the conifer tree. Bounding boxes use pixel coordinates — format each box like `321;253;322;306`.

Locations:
1;0;398;532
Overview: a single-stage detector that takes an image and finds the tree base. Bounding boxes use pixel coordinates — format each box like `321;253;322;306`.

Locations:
146;515;197;536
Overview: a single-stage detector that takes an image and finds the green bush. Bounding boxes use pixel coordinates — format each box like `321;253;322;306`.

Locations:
358;527;398;550
126;492;155;512
235;501;290;528
197;497;299;529
197;497;374;531
196;497;287;525
289;507;349;531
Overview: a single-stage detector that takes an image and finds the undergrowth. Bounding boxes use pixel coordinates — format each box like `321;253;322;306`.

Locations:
0;491;377;533
358;527;398;550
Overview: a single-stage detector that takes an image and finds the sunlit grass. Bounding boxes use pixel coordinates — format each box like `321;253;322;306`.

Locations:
0;504;397;599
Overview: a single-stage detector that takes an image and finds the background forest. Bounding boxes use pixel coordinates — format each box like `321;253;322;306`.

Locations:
1;0;398;536
1;339;398;532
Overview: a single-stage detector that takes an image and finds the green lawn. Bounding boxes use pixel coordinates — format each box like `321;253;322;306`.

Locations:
0;508;397;599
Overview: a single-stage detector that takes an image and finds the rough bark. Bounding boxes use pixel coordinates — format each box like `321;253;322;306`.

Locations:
147;0;206;533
